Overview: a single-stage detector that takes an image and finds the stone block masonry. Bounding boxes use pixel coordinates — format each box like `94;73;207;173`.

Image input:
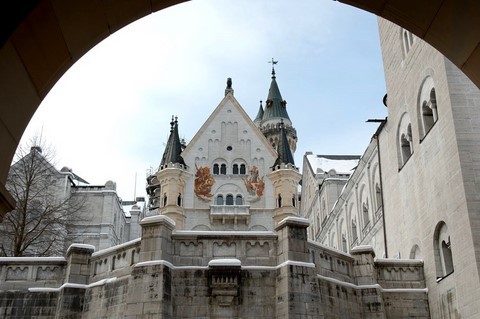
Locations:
0;217;430;318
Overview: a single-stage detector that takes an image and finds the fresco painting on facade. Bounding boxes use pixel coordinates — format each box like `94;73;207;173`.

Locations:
243;165;265;199
194;165;215;201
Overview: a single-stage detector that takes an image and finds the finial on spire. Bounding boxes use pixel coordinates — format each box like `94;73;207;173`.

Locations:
170;115;175;132
268;58;278;78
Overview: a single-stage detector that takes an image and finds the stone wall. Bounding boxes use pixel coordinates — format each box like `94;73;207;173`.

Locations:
0;217;430;318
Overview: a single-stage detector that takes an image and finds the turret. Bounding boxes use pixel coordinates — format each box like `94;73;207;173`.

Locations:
267;121;301;225
146;116;190;229
257;61;298;153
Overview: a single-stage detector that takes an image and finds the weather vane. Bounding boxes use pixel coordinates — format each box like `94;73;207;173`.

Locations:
268;58;278;76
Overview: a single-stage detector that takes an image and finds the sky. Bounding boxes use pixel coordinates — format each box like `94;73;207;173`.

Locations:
20;0;387;202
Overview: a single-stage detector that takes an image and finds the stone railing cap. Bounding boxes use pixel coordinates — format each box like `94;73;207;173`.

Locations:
208;258;241;267
140;214;176;228
350;245;375;255
276;216;309;230
67;243;95;255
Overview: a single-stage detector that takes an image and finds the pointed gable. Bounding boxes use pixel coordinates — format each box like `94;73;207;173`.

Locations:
182;93;277;164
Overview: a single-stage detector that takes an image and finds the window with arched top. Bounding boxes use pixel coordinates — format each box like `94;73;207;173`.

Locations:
362;201;369;227
278;194;282;208
351;219;358;243
397;113;414;168
235;195;243;205
226;194;234;205
418;76;438;139
240;164;246;175
232;164;239;174
177;193;182;206
216;195;224;205
434;221;454;279
220;164;227;175
375;183;383;210
342;234;348;253
213;164;219;175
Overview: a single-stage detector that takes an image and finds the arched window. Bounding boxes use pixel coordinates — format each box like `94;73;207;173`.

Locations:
163;193;167;207
220;164;227;175
226;194;234;205
419;77;438;139
235;195;243;205
213;164;219;175
342;234;348;253
232;164;239;174
292;195;296;207
434;221;454;279
216;195;224;205
278;194;282;208
397;113;414;168
351;220;358;243
362;201;369;227
240;164;246;175
375;183;383;209
177;193;182;206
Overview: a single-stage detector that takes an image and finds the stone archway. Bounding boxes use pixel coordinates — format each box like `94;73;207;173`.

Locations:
0;0;479;217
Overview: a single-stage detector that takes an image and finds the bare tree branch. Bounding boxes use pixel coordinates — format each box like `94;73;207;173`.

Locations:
0;137;88;256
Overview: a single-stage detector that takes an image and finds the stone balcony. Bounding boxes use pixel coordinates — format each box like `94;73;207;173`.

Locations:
209;205;250;224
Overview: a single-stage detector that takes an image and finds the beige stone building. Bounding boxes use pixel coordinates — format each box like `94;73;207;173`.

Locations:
0;147;145;256
303;18;480;318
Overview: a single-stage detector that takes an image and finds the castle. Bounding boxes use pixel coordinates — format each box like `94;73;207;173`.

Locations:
0;16;479;319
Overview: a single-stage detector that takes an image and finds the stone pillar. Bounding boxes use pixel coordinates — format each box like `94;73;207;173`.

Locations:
350;245;377;285
55;244;94;319
64;244;95;285
129;204;141;240
139;215;175;262
275;216;310;264
274;217;316;318
351;245;385;317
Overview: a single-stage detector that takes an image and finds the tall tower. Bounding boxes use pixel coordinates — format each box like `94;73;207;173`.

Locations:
255;61;297;153
146;116;190;229
267;120;302;225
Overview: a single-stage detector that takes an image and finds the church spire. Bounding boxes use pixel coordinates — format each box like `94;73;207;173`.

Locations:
262;61;291;122
257;60;298;154
160;116;186;167
254;100;264;125
273;120;295;167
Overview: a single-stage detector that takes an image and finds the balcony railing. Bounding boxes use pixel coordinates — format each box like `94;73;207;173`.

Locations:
210;205;250;224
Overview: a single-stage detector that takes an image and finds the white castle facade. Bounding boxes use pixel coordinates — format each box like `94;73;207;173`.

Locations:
0;17;478;318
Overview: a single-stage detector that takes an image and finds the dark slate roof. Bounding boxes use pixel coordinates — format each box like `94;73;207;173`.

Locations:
262;71;291;122
160;116;186;167
254;100;264;123
273;121;295;167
